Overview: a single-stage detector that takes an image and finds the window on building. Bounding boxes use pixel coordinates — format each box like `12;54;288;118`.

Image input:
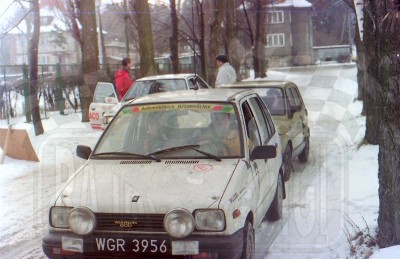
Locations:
39;56;50;64
267;33;285;47
267;11;284;24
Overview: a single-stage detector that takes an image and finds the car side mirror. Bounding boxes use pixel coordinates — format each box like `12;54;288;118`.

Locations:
77;145;92;160
250;145;277;160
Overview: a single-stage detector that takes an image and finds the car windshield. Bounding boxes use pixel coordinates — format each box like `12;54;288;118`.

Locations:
122;79;187;101
259;88;286;115
93;102;243;159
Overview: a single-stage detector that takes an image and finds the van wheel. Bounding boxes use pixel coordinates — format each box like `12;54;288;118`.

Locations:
283;147;292;181
266;173;283;221
240;221;255;259
298;137;309;163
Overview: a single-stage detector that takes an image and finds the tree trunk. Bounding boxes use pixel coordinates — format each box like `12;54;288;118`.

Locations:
29;0;44;136
376;0;400;247
79;0;99;122
225;0;241;80
253;0;266;78
208;0;225;87
132;0;157;77
195;0;207;80
169;0;179;74
363;0;381;144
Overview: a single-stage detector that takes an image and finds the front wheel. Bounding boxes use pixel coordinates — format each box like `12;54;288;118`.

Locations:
240;221;255;259
266;173;283;221
298;136;310;163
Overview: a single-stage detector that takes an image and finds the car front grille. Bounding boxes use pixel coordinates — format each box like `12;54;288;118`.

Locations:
95;213;165;232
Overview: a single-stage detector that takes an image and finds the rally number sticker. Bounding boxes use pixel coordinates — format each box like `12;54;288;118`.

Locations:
89;112;99;120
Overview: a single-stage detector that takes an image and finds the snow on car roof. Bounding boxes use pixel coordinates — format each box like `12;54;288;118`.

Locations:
131;88;254;104
136;74;198;81
220;80;295;88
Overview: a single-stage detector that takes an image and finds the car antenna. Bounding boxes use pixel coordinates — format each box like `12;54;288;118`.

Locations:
191;0;199;91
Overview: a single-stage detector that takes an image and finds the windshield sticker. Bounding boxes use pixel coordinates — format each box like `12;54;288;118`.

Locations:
123;103;234;113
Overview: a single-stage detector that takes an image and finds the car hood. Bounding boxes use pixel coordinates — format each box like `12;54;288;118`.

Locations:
54;159;239;214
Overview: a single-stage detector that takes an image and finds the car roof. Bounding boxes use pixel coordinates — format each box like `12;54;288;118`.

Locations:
136;73;201;81
220;80;295;88
130;88;256;104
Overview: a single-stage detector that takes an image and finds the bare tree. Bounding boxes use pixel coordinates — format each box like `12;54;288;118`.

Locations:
169;0;180;73
78;0;100;122
224;0;241;80
361;0;400;247
29;0;44;135
132;0;157;77
240;0;268;78
208;0;225;86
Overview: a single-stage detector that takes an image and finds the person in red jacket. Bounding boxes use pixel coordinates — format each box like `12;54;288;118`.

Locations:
115;57;135;100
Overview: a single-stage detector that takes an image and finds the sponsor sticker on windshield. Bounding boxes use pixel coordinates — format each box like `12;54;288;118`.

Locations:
121;103;234;113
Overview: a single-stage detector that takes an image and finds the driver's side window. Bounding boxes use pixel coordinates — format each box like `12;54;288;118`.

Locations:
242;102;261;153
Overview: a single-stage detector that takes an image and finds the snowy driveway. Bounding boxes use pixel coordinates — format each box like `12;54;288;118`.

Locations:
0;63;372;258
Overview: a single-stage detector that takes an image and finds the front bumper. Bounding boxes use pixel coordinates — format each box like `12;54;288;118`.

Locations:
42;229;244;259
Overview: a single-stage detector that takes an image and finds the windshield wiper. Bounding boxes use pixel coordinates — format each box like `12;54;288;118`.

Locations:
148;145;221;162
93;151;161;162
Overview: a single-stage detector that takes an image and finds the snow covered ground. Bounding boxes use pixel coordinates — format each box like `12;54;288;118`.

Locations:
0;63;398;258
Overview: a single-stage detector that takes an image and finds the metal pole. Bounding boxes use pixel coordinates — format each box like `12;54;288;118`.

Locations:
3;68;9;124
42;66;47;118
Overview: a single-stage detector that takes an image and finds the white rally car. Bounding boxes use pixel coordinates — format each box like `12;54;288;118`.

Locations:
43;89;284;258
89;74;210;130
88;82;120;130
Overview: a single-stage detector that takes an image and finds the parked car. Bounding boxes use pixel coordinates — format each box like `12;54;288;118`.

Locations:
220;80;310;181
98;73;210;129
88;82;120;130
42;88;284;259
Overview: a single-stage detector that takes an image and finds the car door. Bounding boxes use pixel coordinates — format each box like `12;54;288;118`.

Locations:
285;85;304;150
241;97;273;218
247;97;279;211
89;82;119;130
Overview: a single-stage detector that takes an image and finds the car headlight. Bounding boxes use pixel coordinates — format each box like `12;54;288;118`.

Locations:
164;208;195;238
50;206;73;228
194;209;225;231
68;207;96;235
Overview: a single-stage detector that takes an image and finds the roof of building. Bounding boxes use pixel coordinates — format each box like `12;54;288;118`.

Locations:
267;0;312;8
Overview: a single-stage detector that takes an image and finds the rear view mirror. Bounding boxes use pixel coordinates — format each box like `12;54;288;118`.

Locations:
76;145;92;160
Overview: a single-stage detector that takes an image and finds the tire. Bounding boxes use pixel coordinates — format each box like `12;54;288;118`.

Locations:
283;146;292;181
266;173;283;221
240;221;255;259
298;136;310;163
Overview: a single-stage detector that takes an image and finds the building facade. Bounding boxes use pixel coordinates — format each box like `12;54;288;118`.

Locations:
265;0;314;67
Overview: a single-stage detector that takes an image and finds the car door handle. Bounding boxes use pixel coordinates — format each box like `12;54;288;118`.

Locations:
91;107;95;111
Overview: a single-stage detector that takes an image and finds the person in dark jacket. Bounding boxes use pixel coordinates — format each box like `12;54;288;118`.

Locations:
115;57;135;100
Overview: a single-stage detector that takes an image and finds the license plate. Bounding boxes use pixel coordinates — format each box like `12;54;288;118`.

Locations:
95;237;169;254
